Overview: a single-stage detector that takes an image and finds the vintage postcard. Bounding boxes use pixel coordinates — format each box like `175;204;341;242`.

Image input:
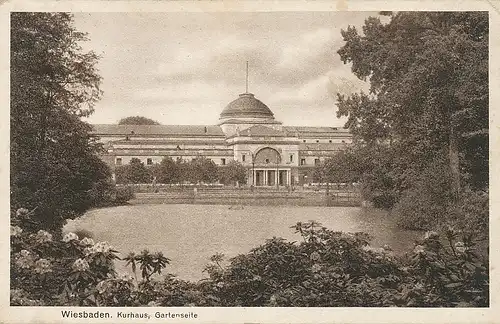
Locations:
1;0;498;323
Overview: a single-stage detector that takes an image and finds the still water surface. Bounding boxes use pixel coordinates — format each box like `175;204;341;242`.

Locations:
65;204;422;281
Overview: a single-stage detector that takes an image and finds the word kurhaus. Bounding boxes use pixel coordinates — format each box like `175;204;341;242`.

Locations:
61;310;110;318
117;312;150;319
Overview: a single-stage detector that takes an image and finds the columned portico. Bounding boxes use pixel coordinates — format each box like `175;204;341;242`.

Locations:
252;168;291;186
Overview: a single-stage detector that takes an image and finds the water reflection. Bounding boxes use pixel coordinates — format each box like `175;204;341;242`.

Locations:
65;204;421;281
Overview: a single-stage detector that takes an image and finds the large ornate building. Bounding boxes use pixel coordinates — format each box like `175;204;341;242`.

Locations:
92;91;352;186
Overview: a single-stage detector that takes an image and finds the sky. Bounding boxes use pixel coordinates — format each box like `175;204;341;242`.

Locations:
73;12;376;127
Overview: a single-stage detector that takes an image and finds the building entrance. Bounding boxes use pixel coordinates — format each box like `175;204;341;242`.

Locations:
253;169;291;187
267;170;275;186
279;170;287;186
255;170;264;186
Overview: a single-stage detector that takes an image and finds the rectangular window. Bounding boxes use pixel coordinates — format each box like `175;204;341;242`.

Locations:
315;158;320;166
289;154;293;163
221;158;226;165
115;158;122;165
300;158;306;166
242;155;246;162
147;158;153;165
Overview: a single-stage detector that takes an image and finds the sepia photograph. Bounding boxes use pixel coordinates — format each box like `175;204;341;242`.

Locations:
7;3;492;318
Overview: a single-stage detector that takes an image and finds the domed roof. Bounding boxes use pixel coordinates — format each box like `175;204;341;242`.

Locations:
220;93;274;119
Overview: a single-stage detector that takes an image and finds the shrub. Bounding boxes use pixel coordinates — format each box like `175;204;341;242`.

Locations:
72;229;94;239
447;188;489;238
10;212;120;306
393;158;453;230
114;186;135;204
199;221;488;307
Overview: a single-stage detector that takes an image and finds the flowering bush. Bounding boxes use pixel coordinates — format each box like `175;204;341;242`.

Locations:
10;208;121;306
194;222;488;307
11;209;488;307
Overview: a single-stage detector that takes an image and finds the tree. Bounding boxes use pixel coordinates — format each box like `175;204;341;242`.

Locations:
174;158;190;184
187;157;218;184
336;12;488;196
332;12;488;230
151;157;180;184
10;13;110;230
118;116;160;125
115;158;151;184
320;149;363;184
218;161;247;185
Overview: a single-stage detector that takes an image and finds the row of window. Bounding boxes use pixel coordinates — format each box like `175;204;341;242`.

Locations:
298;158;320;166
303;139;346;143
239;154;322;165
115;157;227;166
239;154;295;163
116;157;321;166
246;157;319;165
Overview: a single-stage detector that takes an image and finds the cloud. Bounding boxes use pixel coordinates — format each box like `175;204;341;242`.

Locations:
152;34;277;88
75;12;376;126
328;74;371;96
277;28;334;69
271;74;331;104
133;81;224;103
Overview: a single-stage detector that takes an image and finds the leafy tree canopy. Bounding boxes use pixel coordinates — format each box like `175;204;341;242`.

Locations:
218;161;247;185
11;12;110;230
317;12;489;227
118;116;160;125
115;158;151;184
150;157;180;184
336;12;488;191
187;157;218;184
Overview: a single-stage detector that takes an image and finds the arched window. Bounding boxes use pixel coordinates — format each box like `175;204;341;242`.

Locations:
254;147;281;164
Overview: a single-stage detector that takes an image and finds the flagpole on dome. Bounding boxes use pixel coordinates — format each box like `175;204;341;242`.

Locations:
246;61;249;94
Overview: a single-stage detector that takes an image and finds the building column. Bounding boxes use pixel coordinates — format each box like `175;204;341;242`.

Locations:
264;170;268;186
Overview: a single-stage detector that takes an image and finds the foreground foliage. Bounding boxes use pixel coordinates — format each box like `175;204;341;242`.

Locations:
11;216;488;307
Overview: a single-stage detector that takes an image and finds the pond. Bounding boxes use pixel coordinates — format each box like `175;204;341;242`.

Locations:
64;204;422;282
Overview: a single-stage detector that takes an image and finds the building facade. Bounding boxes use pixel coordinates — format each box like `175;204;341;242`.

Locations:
92;92;352;186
